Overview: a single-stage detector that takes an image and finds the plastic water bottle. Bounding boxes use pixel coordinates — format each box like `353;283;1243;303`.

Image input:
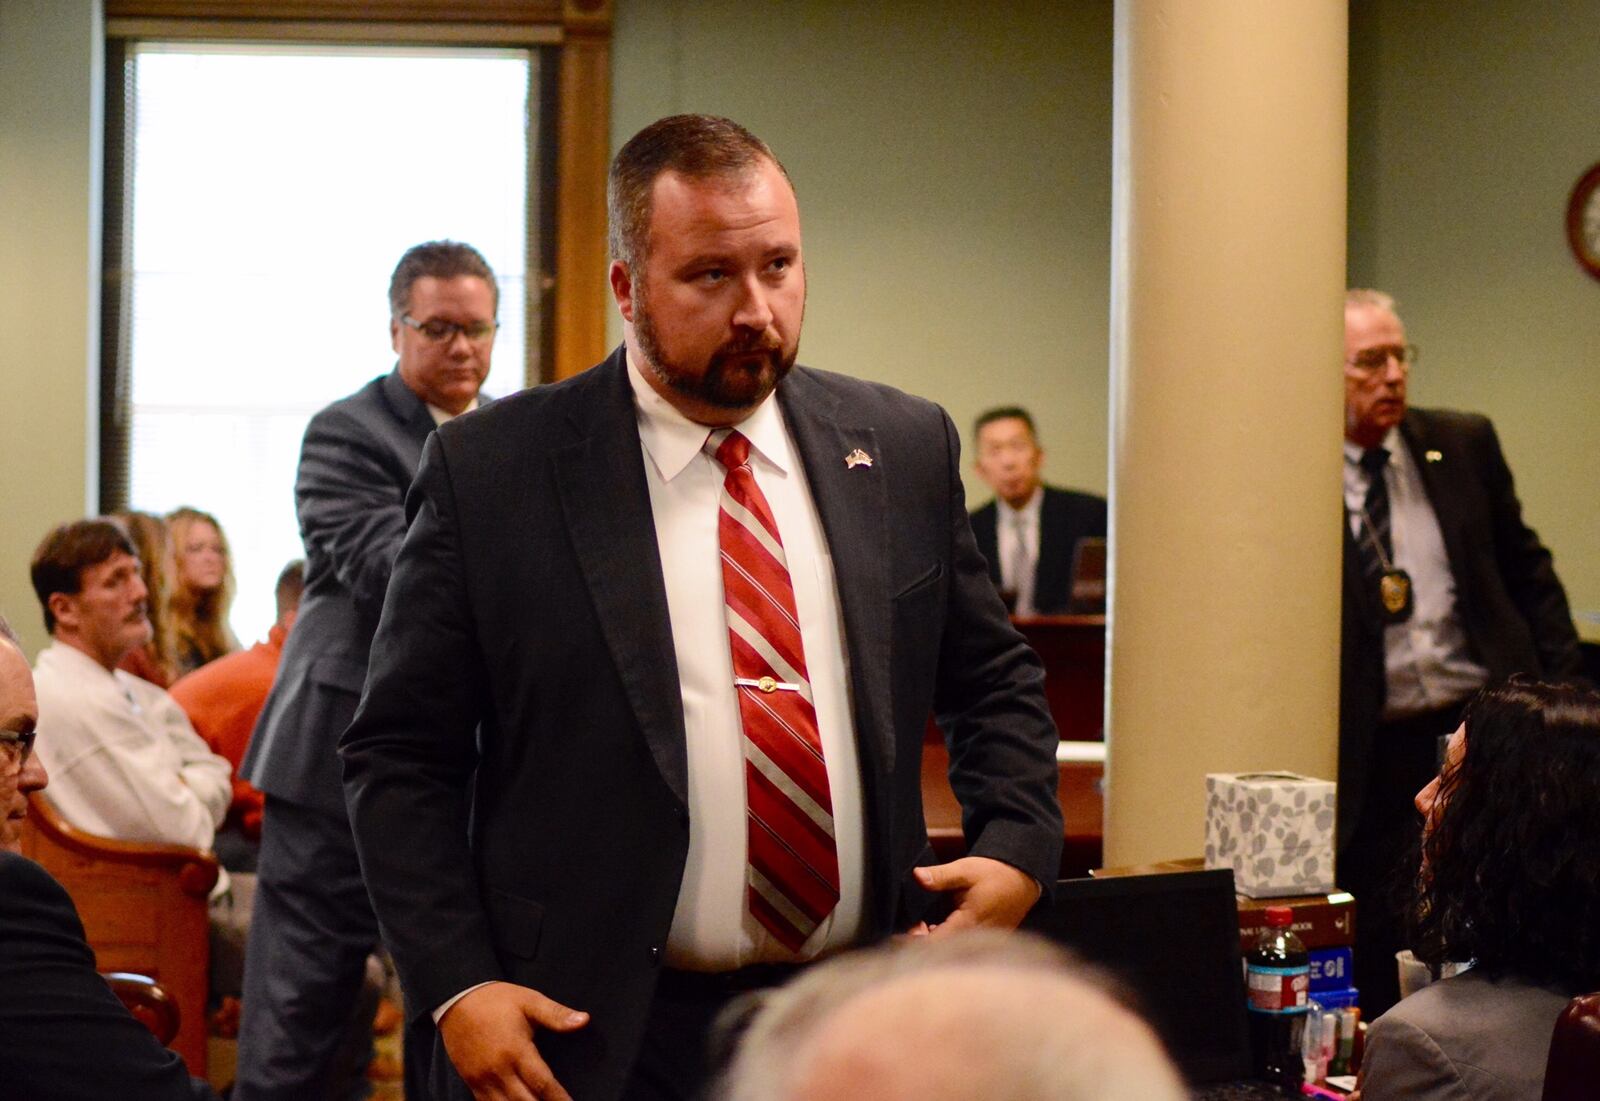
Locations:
1245;905;1310;1089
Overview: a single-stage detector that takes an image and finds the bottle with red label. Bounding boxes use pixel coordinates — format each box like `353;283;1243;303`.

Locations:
1245;904;1310;1089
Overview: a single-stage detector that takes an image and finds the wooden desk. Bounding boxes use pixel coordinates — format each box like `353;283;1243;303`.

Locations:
1012;614;1105;742
920;745;1103;878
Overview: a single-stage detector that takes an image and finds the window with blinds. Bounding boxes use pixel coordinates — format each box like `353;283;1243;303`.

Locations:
101;42;539;643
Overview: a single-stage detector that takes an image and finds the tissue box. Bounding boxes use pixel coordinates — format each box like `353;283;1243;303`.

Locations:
1205;771;1336;898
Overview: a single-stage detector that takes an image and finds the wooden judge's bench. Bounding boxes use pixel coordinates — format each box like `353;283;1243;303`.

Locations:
922;614;1105;877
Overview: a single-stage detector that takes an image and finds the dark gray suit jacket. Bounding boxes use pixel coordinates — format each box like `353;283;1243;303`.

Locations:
969;485;1108;614
1362;970;1572;1100
0;852;219;1100
243;369;439;817
340;349;1064;1100
1336;407;1584;853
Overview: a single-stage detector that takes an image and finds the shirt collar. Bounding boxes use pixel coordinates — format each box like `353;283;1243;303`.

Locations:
427;397;478;427
626;350;789;481
1343;426;1401;468
998;484;1044;523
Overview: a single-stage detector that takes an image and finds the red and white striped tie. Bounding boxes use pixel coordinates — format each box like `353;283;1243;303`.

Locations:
706;429;839;951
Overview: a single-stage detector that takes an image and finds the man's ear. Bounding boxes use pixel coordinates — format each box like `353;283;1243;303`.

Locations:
47;592;78;633
390;316;402;355
610;260;636;324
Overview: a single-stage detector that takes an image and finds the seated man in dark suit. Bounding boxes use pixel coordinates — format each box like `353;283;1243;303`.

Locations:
968;406;1107;615
0;614;218;1100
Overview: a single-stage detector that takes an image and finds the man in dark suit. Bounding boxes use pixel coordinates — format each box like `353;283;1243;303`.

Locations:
0;616;218;1100
967;407;1107;615
235;241;499;1099
340;115;1063;1101
1337;288;1585;1017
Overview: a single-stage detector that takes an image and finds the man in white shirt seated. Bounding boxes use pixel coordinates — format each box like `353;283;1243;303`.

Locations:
28;518;232;863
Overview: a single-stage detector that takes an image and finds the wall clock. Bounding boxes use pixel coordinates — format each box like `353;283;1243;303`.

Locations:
1566;162;1600;281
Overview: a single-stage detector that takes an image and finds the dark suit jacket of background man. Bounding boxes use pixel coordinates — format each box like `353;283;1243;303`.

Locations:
969;485;1108;614
340;349;1065;1101
1337;406;1585;857
0;851;219;1100
243;369;439;816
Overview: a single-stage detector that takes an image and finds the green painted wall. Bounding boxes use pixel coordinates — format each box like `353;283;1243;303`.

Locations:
611;0;1115;507
0;0;102;658
1349;1;1600;632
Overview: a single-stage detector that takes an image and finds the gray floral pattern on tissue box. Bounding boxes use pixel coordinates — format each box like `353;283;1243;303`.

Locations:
1204;772;1336;898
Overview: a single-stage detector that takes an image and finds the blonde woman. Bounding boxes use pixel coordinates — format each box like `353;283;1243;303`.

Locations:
166;507;238;676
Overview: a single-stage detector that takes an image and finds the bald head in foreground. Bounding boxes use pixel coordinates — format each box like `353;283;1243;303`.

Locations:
719;931;1186;1101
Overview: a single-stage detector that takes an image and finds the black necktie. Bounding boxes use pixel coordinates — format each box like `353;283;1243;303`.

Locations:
1357;447;1392;580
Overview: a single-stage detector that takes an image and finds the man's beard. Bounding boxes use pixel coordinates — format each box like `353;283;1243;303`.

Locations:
634;282;799;411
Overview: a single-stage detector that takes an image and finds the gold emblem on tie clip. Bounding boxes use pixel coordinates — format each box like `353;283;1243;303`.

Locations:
735;676;799;693
844;448;873;469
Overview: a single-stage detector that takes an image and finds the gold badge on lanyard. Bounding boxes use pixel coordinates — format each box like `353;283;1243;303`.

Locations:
1379;568;1414;623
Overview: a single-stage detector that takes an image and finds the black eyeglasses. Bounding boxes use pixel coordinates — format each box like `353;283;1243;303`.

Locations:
0;730;35;767
399;314;499;344
1346;343;1420;375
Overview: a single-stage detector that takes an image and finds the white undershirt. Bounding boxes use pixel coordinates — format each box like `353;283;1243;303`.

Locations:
627;354;865;969
1343;429;1488;718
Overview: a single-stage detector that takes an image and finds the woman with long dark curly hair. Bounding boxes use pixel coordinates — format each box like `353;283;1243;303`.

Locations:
166;506;239;676
1359;677;1600;1100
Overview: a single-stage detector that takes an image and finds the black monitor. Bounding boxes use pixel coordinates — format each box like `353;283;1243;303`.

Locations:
1026;868;1252;1085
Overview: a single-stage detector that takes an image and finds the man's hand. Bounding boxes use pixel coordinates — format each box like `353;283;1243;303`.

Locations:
910;856;1042;938
437;981;589;1101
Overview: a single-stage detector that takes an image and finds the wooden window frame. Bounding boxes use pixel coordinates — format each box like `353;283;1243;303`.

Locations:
104;0;612;382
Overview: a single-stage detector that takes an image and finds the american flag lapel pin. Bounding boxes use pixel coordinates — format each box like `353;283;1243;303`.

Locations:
1425;450;1443;463
844;448;873;469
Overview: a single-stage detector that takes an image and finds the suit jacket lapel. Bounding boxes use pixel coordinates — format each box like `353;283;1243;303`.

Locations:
778;371;895;771
553;353;689;806
1400;410;1472;591
380;367;440;449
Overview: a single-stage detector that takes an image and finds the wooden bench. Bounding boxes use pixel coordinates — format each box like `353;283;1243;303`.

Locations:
20;793;216;1075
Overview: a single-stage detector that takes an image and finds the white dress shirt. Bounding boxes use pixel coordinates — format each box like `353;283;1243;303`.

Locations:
1343;430;1488;718
996;486;1043;616
628;355;866;969
32;642;233;884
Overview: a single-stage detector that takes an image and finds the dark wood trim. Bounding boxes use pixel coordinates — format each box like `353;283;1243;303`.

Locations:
106;1;567;22
553;25;612;380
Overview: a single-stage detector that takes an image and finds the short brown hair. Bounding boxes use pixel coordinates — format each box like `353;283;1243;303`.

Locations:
275;559;306;621
388;240;499;318
608;114;791;271
30;519;137;634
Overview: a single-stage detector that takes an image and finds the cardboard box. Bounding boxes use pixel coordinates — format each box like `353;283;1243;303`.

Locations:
1205;771;1337;898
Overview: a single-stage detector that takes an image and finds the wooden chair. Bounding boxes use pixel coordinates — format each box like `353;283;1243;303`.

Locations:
105;971;182;1046
1543;991;1600;1101
20;792;217;1075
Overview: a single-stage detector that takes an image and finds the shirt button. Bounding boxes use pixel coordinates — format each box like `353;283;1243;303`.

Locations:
649;945;661;964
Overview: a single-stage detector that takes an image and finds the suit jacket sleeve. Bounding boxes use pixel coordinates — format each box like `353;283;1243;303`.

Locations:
1473;417;1586;682
296;403;416;626
339;432;501;1018
0;854;219;1101
932;415;1064;887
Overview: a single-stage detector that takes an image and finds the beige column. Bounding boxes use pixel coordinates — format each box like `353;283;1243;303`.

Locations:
1104;1;1347;866
0;0;102;658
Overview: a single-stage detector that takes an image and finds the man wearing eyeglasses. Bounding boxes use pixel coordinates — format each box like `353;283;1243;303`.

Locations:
0;616;222;1098
1337;288;1585;1017
235;240;498;1100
